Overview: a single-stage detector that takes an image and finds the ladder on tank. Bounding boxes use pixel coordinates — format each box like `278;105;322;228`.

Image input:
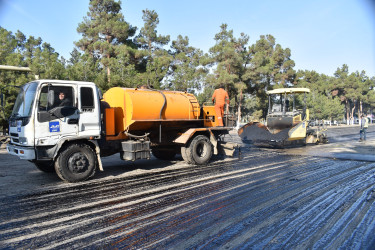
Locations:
185;94;200;119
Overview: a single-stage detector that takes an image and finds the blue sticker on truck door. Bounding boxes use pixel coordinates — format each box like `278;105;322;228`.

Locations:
49;121;60;132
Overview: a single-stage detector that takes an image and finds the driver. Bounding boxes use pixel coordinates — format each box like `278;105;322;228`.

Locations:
57;91;72;107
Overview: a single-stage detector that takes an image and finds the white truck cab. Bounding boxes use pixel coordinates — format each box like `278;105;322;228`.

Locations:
7;80;102;178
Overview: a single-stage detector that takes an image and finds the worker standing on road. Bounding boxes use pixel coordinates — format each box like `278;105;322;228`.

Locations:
359;114;369;141
212;85;229;127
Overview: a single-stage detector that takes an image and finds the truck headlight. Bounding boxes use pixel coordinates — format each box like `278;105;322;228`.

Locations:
19;137;28;144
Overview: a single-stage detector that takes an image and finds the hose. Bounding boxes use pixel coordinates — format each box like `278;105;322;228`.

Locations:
124;132;150;140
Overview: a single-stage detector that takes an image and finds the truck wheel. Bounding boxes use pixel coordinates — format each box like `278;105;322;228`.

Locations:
152;149;176;160
181;146;193;164
32;160;55;173
55;144;97;182
185;135;213;165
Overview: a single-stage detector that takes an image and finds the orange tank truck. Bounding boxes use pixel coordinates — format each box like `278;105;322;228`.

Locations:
100;87;236;165
6;79;237;183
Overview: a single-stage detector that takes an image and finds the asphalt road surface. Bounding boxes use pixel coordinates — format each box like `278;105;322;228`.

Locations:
0;125;374;249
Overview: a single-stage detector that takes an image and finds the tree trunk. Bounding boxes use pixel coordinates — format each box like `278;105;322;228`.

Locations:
350;100;356;125
237;89;243;125
346;100;350;125
107;54;111;83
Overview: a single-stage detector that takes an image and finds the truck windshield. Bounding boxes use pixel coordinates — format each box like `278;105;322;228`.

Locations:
11;82;38;118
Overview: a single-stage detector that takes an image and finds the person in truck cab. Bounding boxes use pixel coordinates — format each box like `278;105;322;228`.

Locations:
57;91;72;107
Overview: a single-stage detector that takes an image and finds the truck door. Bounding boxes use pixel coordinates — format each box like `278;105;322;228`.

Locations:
34;84;79;147
77;86;100;137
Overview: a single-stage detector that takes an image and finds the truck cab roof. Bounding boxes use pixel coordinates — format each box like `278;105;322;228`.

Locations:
32;79;97;86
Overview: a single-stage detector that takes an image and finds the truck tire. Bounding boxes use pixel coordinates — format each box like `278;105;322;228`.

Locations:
55;143;97;183
184;135;213;165
181;146;193;164
32;160;55;173
152;148;176;160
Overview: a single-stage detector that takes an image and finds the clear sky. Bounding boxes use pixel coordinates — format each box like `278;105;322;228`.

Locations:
0;0;374;77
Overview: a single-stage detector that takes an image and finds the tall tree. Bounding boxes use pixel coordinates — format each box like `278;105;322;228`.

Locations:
332;65;375;124
243;35;295;118
0;28;23;131
66;48;101;83
75;0;136;88
345;72;361;124
208;24;250;122
333;64;351;124
135;9;170;89
167;35;206;92
295;70;345;122
0;27;67;129
356;70;373;119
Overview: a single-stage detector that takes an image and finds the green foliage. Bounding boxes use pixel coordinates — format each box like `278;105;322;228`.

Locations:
197;85;215;106
66;49;101;83
167;35;207;92
295;66;375;123
306;91;344;120
243;34;296;118
75;0;137;89
206;24;251;121
0;27;65;131
134;9;171;89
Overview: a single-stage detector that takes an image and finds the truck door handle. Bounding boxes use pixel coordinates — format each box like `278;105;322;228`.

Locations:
68;119;79;124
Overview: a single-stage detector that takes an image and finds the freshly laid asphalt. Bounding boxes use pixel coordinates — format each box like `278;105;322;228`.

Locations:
278;125;375;162
0;124;374;249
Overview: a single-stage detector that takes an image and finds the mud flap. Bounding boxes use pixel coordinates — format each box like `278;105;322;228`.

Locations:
209;131;218;155
90;140;104;171
217;142;238;157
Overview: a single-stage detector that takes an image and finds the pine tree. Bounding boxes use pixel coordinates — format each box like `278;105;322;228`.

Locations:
66;48;100;83
243;35;295;118
75;0;136;88
168;35;206;92
208;24;250;122
135;9;171;89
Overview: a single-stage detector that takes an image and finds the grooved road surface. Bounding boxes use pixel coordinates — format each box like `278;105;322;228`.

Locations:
0;126;375;249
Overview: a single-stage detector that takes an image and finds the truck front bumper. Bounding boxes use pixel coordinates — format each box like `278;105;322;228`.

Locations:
6;144;35;160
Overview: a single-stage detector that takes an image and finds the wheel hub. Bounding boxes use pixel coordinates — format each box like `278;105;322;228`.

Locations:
68;153;89;173
196;142;207;158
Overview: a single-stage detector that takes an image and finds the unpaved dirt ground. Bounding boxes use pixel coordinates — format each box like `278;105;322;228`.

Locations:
0;125;374;249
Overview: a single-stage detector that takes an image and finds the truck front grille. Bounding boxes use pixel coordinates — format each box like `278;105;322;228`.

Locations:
10;133;20;144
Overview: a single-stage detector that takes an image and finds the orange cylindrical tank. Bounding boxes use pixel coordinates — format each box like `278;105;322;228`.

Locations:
103;87;201;134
